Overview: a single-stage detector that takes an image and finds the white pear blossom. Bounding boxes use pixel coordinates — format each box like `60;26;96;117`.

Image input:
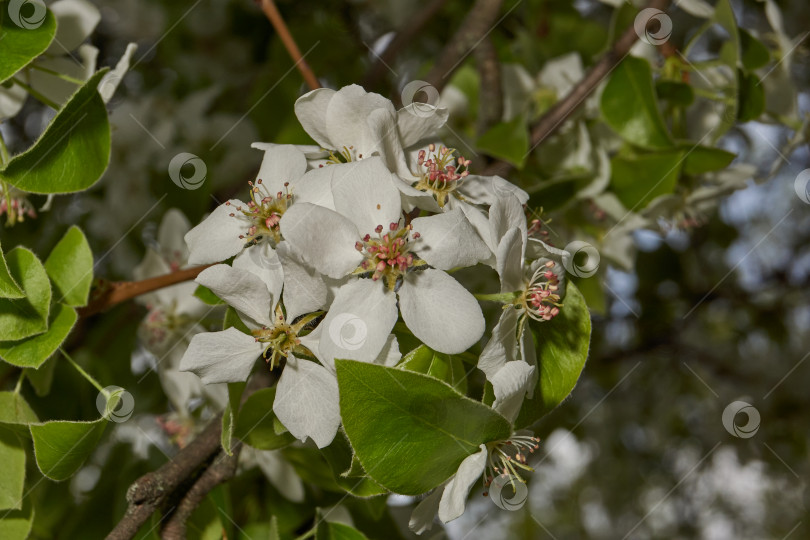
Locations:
185;143;326;265
294;84;448;171
179;244;344;448
409;362;538;533
279;156;490;359
133;209;226;413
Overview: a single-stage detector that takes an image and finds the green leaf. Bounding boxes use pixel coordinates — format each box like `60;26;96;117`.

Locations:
655;80;694;107
515;282;591;429
739;29;770;71
0;3;57;84
0;240;24;299
1;69;111;194
319;433;387;498
736;71;765;122
336;360;511;495
600;56;673;149
0;247;51;342
0;303;77;369
0;391;39;426
399;345;467;394
30;419;107;481
610;149;685;209
222;382;246;456
0;496;33;539
316;518;370;540
44;226;93;307
682;146;736;175
0;430;25;510
24;356;56;396
224;306;250;333
234;387;295;450
194;285;224;306
476;115;529;168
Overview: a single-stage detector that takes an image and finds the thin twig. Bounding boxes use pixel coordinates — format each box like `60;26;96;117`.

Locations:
423;0;506;94
258;0;321;91
160;446;242;540
78;265;213;318
361;0;451;90
482;0;672;177
474;36;503;136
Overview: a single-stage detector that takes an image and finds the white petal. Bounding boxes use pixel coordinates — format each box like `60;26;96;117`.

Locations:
460;175;528;206
325;85;395;152
279;203;362;279
276;244;329;321
366;107;408;174
294;88;336;149
252;143;307;195
0;84;27;122
291;166;336;209
398;269;484;354
411;209;490;270
158;208;191;264
396;105;449;148
438;445;488;523
196;264;273;327
519;325;538;398
273;354;340;448
318;279;398;367
409;488;443;534
489;194;526;250
179;328;263;384
492;361;536;423
252;449;305;502
452;199;495;265
185;200;249;265
99;43;137;103
331;158;402;236
47;0;101;53
133;248;170;282
232;243;284;311
375;334;401;366
496;227;525;293
478;307;519;380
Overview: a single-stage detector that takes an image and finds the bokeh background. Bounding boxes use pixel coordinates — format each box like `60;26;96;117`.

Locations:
1;0;809;538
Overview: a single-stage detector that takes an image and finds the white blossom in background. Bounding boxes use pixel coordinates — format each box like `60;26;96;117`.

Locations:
133;209;227;413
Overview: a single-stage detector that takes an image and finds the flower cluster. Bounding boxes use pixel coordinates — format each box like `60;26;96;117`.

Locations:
178;85;569;530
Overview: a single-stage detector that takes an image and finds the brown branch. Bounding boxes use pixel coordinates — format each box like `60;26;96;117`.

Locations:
78;265;213;318
474;36;503;136
423;0;506;94
106;413;225;540
108;372;272;540
482;0;672;178
258;0;321;91
160;446;242;540
361;0;450;90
